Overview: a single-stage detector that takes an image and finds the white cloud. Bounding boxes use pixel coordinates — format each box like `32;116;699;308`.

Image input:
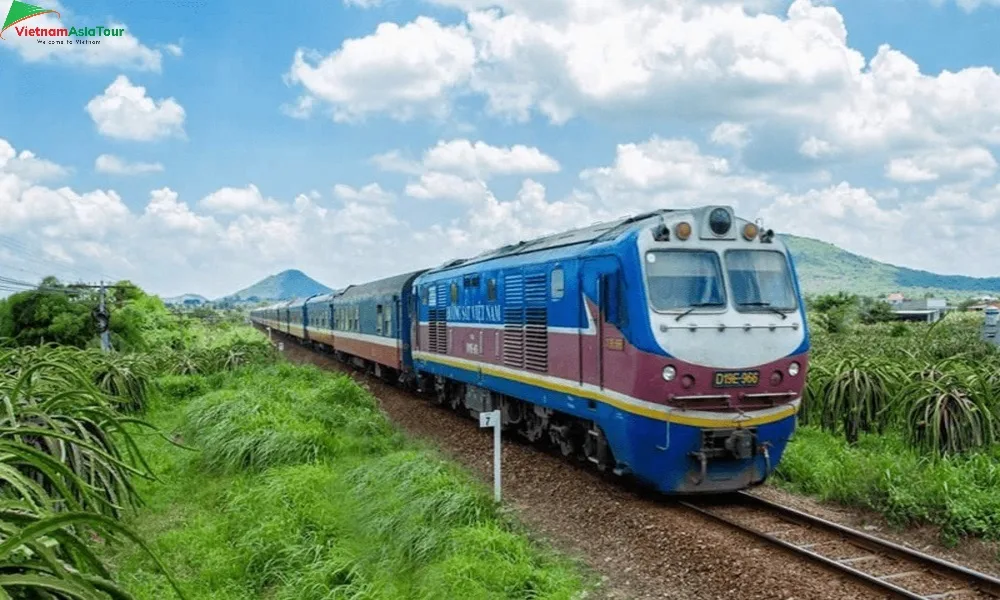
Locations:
164;43;183;57
799;136;837;158
283;0;1000;175
344;0;382;6
198;184;284;215
375;139;560;203
885;159;938;183
142;188;217;234
0;1;161;71
929;0;1000;11
885;146;997;183
405;172;490;203
579;137;777;211
0;139;129;246
421;139;560;178
85;75;186;141
333;183;395;204
95;154;164;175
284;17;476;122
369;150;423;174
710;123;750;149
4;150;68;182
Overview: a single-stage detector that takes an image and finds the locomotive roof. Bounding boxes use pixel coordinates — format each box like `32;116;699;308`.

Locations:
338;269;426;299
425;208;675;274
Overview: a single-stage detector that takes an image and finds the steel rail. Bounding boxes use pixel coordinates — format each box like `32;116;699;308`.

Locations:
679;492;1000;599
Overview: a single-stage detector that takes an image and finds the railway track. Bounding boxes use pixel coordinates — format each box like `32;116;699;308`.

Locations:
680;492;1000;600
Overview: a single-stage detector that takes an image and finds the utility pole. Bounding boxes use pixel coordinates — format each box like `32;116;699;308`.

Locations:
94;281;112;352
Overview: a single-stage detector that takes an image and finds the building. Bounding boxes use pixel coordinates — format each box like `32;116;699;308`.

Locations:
886;292;905;305
891;298;949;323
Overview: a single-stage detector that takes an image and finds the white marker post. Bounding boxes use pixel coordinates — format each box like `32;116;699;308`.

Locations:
479;409;502;502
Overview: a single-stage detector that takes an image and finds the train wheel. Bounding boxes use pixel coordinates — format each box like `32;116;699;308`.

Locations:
548;421;577;457
521;405;549;443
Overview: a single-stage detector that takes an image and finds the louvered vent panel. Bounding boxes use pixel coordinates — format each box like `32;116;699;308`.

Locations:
428;308;447;353
523;274;548;372
503;275;525;368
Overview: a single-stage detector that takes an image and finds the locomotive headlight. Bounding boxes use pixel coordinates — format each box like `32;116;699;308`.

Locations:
742;223;759;240
675;222;692;240
789;362;800;377
662;365;677;381
709;208;732;236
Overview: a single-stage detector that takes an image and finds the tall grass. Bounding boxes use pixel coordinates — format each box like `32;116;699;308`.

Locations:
775;427;1000;544
803;313;1000;457
105;362;591;599
183;364;402;473
781;311;1000;543
0;342;184;599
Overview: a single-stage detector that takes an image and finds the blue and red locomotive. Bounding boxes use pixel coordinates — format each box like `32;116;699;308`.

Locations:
250;205;810;494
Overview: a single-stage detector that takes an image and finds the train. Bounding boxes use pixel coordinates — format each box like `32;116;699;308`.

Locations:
250;205;810;494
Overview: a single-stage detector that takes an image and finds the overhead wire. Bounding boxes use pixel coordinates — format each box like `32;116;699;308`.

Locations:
0;236;118;284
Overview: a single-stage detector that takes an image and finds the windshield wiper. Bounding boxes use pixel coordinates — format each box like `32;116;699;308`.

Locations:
675;302;722;322
738;301;787;320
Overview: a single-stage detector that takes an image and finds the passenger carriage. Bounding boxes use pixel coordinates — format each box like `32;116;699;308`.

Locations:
329;271;425;381
303;292;342;349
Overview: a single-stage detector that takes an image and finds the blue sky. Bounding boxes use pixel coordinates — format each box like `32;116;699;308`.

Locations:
3;0;1000;298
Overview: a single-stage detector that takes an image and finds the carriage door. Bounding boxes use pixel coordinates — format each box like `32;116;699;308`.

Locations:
581;257;623;389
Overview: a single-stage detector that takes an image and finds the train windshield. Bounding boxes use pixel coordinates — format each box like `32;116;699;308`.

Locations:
645;250;726;311
725;250;797;312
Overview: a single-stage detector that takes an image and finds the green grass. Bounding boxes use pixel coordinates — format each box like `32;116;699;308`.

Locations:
778;312;1000;545
103;362;591;599
775;426;1000;545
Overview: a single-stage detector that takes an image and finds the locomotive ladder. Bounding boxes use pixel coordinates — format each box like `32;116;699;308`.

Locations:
680;492;1000;599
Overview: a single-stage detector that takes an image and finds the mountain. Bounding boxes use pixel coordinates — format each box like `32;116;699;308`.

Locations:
220;269;332;302
161;293;208;305
208;239;998;305
782;234;1000;299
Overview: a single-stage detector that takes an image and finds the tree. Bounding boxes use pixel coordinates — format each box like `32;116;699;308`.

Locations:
0;279;97;347
858;296;895;324
808;292;859;334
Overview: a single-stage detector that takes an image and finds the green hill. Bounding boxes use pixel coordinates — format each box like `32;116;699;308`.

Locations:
219;269;332;302
209;238;997;304
782;234;1000;299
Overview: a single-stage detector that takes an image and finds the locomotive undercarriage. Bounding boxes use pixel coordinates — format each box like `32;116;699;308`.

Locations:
415;373;618;474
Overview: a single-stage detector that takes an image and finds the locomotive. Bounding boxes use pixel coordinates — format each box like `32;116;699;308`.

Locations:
250;205;810;494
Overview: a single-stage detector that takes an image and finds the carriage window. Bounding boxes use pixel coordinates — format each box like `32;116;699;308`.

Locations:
376;305;383;334
725;250;797;312
450;282;458;304
487;278;497;302
383;306;392;336
551;268;564;300
428;285;437;307
645;250;725;311
421;286;429;305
